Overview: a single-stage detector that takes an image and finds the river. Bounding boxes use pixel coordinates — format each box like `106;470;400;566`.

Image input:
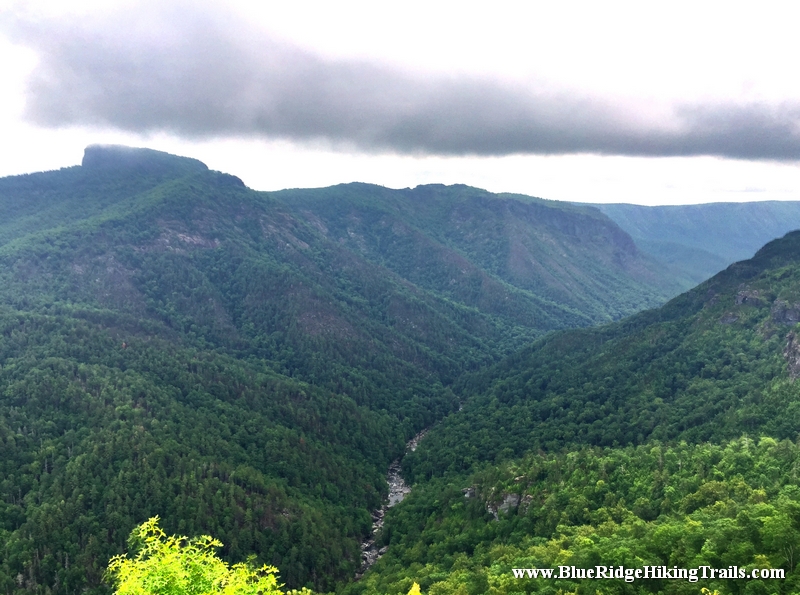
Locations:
356;429;427;577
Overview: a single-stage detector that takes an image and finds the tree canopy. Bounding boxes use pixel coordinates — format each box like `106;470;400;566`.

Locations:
107;518;286;595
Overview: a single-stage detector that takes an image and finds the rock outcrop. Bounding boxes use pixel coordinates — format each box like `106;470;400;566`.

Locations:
785;331;800;380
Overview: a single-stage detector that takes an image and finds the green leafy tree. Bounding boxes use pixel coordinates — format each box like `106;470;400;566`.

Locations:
106;518;283;595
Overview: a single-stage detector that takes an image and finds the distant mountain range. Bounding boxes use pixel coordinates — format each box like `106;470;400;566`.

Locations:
359;227;800;595
593;201;800;289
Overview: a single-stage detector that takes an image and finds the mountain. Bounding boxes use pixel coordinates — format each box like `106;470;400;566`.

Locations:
593;201;800;289
275;185;680;328
405;229;800;480
0;146;679;594
353;229;800;595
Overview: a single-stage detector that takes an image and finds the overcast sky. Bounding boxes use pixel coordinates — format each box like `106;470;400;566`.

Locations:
1;0;800;205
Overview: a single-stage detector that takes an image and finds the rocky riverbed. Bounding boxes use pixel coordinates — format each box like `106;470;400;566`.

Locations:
357;430;427;577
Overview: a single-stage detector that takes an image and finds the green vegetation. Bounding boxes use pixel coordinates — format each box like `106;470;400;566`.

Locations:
356;438;800;595
276;183;678;326
3;146;800;595
405;231;800;480
0;146;679;594
349;230;800;595
106;518;285;595
0;305;400;592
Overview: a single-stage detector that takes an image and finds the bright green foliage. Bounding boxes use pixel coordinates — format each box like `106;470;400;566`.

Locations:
355;231;800;594
5;146;800;595
0;305;398;593
0;146;684;594
107;518;281;595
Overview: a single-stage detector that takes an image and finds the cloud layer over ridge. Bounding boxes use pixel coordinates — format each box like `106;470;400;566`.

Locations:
7;3;800;160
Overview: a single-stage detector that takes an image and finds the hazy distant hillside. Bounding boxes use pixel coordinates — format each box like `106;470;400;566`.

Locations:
594;201;800;288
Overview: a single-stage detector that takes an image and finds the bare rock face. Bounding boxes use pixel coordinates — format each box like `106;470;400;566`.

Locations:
498;493;520;514
487;493;521;519
519;494;533;515
772;300;800;325
735;286;766;306
784;332;800;380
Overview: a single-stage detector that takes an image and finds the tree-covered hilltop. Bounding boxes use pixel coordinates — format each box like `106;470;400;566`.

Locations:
0;146;677;411
0;146;208;248
0;146;679;594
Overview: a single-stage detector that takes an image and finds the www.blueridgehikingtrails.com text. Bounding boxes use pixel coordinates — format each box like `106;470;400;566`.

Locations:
512;566;785;582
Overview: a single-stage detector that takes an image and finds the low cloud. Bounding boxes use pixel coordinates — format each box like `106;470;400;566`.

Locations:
6;3;800;160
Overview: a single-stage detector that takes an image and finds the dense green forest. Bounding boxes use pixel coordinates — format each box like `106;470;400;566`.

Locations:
404;230;800;480
274;184;679;325
0;305;406;592
356;438;800;595
3;146;800;595
350;230;800;594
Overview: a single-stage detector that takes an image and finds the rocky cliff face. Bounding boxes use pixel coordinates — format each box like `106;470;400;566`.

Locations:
82;144;208;173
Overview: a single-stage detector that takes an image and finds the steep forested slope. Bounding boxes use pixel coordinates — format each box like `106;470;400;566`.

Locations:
0;146;676;594
406;230;800;480
352;231;800;595
357;438;800;595
595;201;800;289
0;308;400;592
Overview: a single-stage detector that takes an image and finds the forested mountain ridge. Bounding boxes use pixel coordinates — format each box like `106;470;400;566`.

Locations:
0;146;209;249
0;145;681;594
275;184;679;327
594;201;800;290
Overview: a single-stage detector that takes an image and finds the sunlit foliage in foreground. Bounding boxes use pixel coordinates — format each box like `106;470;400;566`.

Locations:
106;518;294;595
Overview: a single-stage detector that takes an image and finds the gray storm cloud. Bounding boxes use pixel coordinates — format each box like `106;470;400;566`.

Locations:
7;4;800;159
